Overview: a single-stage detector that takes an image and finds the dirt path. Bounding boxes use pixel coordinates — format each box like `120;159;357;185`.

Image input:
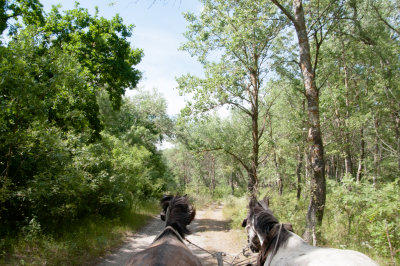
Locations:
96;203;254;266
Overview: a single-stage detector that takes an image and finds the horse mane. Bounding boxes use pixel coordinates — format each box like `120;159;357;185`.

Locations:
160;195;196;239
252;203;292;266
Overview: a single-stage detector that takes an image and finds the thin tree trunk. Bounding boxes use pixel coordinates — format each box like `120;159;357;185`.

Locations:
356;127;365;182
274;152;283;195
230;173;234;195
249;69;259;196
293;0;326;245
342;40;353;177
373;118;380;186
268;113;283;195
394;111;400;172
335;156;340;182
209;155;216;195
296;146;304;199
183;160;189;190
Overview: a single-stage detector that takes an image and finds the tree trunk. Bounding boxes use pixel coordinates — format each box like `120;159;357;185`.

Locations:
247;170;257;195
209;155;216;195
335;156;341;182
271;0;326;245
269;113;283;195
342;40;353;177
249;69;260;196
293;0;326;245
183;160;189;190
296;146;304;199
230;173;234;195
394;111;400;172
356;127;365;182
373;118;380;186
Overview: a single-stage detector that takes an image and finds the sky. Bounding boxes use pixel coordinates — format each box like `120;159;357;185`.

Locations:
40;0;204;116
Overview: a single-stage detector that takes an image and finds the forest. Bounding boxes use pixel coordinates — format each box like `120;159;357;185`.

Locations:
1;0;399;265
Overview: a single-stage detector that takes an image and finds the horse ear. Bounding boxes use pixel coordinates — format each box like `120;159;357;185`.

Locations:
262;196;270;207
283;223;293;232
242;218;247;227
249;197;257;208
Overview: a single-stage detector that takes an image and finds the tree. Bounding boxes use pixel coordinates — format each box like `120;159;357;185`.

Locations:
43;4;143;112
0;3;146;233
269;0;343;244
178;0;284;195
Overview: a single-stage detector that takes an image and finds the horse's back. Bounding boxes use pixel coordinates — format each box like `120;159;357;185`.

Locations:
272;246;378;266
126;242;202;266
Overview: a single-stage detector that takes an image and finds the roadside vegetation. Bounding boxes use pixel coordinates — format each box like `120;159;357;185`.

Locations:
0;2;171;265
1;0;399;265
0;201;157;265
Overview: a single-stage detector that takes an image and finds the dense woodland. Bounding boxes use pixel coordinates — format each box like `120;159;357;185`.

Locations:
0;0;399;265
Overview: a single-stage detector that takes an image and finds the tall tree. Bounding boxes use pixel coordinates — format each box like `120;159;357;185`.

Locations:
178;0;284;195
269;0;342;244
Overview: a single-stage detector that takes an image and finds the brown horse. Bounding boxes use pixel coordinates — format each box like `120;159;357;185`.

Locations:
242;197;378;266
126;195;202;266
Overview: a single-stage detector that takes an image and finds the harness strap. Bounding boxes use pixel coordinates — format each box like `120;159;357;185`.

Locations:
153;225;185;243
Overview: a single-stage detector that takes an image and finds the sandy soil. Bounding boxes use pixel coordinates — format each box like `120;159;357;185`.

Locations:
96;203;256;266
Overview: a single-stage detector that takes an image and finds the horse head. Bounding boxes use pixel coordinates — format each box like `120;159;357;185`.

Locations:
242;196;269;252
242;196;293;253
159;194;196;238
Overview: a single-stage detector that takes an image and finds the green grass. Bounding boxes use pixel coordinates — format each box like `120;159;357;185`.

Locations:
0;200;158;265
222;195;248;229
184;188;220;208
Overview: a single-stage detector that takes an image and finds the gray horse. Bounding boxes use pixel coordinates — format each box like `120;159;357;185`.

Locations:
242;197;378;266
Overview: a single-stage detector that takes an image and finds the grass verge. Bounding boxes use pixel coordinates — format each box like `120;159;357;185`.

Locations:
0;200;158;265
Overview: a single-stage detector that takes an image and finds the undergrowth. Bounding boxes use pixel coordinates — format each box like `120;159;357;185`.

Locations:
0;200;158;266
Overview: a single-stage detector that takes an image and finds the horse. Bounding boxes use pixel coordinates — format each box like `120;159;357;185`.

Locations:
242;196;378;266
126;195;202;266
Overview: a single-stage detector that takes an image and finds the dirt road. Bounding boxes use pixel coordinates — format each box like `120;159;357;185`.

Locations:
96;203;255;266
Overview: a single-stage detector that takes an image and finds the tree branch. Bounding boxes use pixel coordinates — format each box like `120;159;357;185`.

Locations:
270;0;297;26
372;4;400;35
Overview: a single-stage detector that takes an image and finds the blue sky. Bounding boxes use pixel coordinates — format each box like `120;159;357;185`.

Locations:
40;0;204;116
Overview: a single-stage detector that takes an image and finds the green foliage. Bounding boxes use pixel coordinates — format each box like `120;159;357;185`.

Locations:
325;178;399;261
0;1;169;249
43;4;143;111
0;0;44;34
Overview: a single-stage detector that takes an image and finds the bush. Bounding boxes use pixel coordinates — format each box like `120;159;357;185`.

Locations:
325;178;399;263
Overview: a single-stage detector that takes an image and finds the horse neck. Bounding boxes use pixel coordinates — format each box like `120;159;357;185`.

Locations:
257;226;307;266
263;231;309;265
